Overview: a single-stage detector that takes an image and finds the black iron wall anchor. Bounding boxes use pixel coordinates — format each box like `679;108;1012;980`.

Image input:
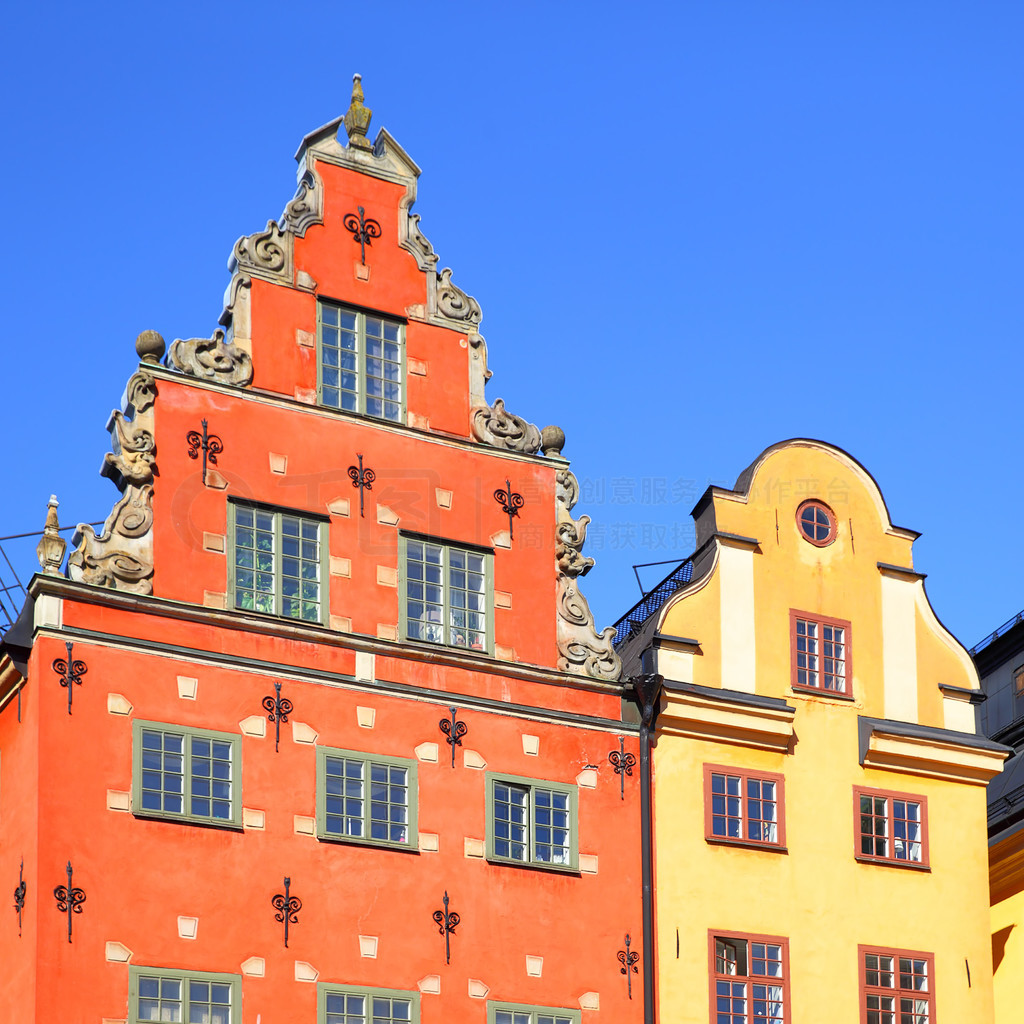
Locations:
493;479;524;540
343;206;381;265
13;859;26;937
52;642;87;715
53;861;86;943
185;418;224;485
608;736;637;800
432;890;460;965
439;707;467;768
271;877;302;948
348;454;376;518
262;682;293;753
618;932;640;999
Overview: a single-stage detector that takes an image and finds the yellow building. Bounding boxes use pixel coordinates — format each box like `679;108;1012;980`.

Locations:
615;439;1008;1024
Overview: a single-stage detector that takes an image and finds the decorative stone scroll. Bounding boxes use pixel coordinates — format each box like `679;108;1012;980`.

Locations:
281;167;324;238
229;219;293;285
168;329;253;387
69;342;160;595
435;268;482;326
554;465;622;682
471;399;542;454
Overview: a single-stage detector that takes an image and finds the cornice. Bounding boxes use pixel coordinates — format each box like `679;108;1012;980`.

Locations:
658;683;796;752
990;825;1024;902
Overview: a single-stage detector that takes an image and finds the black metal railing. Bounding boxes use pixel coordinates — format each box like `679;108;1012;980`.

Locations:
970;609;1024;657
612;558;695;648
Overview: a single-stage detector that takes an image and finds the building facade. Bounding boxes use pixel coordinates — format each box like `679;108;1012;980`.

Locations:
0;79;642;1023
615;439;1008;1023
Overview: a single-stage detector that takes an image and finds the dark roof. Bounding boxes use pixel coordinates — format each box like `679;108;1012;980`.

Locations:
970;608;1024;658
612;558;694;648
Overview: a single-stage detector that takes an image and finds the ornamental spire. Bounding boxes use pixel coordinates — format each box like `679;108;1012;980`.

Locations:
36;495;66;576
343;73;373;151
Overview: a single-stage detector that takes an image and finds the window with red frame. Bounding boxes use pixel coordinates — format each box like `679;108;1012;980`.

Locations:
860;946;933;1024
710;932;788;1024
854;787;928;867
704;765;786;849
791;611;849;694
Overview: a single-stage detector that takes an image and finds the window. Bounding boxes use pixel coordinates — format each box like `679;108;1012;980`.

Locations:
704;765;786;849
130;967;240;1023
401;535;493;652
709;932;789;1024
790;610;850;695
316;747;418;850
859;946;934;1024
854;787;928;868
487;1003;580;1024
795;499;836;546
133;721;241;828
230;502;326;623
1014;665;1024;700
318;984;419;1024
486;773;578;871
318;301;404;422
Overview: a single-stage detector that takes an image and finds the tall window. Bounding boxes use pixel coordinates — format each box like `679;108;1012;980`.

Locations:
318;302;404;422
854;787;928;868
486;773;577;871
133;721;241;828
130;967;239;1024
316;747;417;850
231;503;325;623
710;932;788;1024
859;946;933;1024
704;765;786;849
791;610;850;695
401;536;492;652
318;984;418;1024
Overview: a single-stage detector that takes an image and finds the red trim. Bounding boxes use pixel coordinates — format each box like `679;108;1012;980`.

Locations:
790;609;852;697
858;944;935;1024
708;929;790;1024
853;786;930;869
795;499;837;547
703;764;787;850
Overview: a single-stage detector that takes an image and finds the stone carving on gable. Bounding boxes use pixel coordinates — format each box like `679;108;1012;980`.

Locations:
435;268;483;326
168;329;254;387
69;345;160;595
229;219;293;286
281;167;324;237
553;462;622;682
471;398;542;454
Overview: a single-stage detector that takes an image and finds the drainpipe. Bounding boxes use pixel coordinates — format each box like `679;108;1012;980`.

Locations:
632;669;663;1024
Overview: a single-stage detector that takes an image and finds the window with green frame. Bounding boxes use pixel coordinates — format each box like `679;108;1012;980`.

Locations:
132;721;241;828
230;502;326;623
318;983;420;1024
487;1002;580;1024
486;773;578;871
401;535;493;652
130;966;240;1024
316;746;418;850
318;300;404;422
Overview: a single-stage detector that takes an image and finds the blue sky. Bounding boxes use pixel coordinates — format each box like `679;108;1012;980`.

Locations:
1;3;1021;648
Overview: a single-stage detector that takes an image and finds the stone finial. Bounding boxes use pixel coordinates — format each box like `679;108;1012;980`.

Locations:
540;425;566;458
36;495;67;576
344;73;373;151
135;330;166;365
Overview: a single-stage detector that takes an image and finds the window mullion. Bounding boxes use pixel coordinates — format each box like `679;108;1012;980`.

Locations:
183;733;192;822
362;757;371;840
274;515;283;617
357;311;366;415
528;787;537;863
442;546;451;649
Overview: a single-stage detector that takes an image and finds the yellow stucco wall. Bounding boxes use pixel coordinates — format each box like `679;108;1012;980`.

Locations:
992;880;1024;1021
649;440;997;1022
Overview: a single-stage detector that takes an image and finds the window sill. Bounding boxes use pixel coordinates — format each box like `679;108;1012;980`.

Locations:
790;685;855;702
854;854;930;872
132;811;244;833
317;833;420;854
706;836;788;854
402;634;493;658
486;855;580;876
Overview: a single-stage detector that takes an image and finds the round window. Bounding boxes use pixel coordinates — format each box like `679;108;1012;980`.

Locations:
796;500;836;546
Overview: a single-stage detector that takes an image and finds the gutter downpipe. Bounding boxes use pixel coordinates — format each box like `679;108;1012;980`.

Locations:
633;669;663;1024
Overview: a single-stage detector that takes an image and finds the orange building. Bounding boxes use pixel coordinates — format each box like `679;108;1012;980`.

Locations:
0;78;642;1024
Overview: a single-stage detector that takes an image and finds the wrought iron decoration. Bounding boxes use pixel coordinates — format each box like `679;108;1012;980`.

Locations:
271;877;302;948
348;453;376;518
53;861;86;943
186;419;224;485
439;706;468;768
262;682;293;753
618;932;639;999
608;736;636;800
343;206;381;265
52;642;87;715
432;890;460;965
13;859;25;937
493;479;524;540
